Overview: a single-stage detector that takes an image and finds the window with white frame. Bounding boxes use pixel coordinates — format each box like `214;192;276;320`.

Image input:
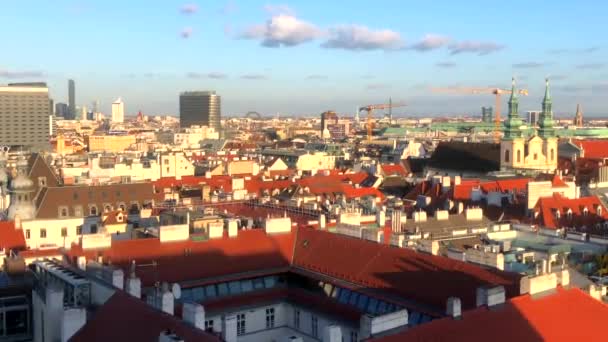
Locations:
350;331;359;342
204;319;214;331
311;315;318;337
294;309;300;329
265;308;275;329
237;313;246;336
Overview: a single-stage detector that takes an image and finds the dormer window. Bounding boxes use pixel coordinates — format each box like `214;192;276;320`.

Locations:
597;206;603;216
555;210;561;220
583;207;589;216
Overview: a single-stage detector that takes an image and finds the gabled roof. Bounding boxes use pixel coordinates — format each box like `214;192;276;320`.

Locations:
292;228;521;312
535;193;608;229
70;291;220;342
372;287;608;342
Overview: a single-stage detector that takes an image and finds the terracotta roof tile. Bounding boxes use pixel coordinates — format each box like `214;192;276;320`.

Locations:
372;287;608;342
0;221;26;252
70;291;220;342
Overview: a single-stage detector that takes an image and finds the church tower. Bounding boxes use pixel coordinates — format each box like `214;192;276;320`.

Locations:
574;104;583;127
537;79;558;171
7;155;36;220
500;78;525;169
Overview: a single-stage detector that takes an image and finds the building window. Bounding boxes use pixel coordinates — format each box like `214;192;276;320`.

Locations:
534;153;538;160
118;203;126;212
59;206;69;218
74;205;83;217
265;308;275;329
504;149;510;163
76;226;82;235
61;227;67;237
551;148;555;161
350;331;358;342
517;150;521;163
90;224;98;234
38;177;47;187
40;228;47;238
25;229;30;239
104;204;112;213
166;167;170;173
294;309;300;329
90;205;98;216
73;192;79;200
164;158;170;165
237;313;246;336
204;320;214;331
311;316;318;337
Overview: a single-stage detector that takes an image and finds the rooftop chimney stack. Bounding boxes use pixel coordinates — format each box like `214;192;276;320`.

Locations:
319;213;327;229
161;283;174;315
125;266;141;299
446;297;462;319
476;286;506;308
222;314;237;342
376;207;386;227
323;325;343;342
182;303;205;330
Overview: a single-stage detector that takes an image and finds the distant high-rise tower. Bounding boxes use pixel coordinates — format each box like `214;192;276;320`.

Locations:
111;98;125;123
481;107;493;123
68;79;76;119
574;104;583;126
527;111;541;127
179;91;221;133
55;102;69;118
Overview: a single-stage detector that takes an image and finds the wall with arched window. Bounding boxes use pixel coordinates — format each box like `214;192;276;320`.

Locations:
504;149;510;163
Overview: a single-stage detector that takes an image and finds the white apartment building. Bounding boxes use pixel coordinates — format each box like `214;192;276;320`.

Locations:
111;98;124;123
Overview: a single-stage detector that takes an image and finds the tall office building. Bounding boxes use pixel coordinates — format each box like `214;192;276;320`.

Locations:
111;98;124;123
0;83;50;149
527;110;541;127
179;91;221;132
68;79;75;119
55;102;69;118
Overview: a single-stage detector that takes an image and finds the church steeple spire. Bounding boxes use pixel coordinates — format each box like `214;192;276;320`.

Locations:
504;77;524;140
538;78;555;138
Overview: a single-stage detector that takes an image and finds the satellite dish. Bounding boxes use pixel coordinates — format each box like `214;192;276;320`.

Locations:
172;283;181;299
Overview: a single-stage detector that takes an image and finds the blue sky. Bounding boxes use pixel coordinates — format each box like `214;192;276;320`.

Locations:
1;0;607;117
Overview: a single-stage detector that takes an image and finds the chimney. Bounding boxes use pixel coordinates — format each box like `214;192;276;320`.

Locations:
323;325;343;342
465;207;483;221
376;207;386;227
182;303;205;330
161;283;174;315
226;219;238;238
446;297;462;319
110;268;124;289
442;176;451;193
541;259;548;274
435;210;449;221
159;330;184;342
222;314;237;342
414;211;427;223
454;175;461;186
476;286;506;308
319;213;326;229
125;272;141;299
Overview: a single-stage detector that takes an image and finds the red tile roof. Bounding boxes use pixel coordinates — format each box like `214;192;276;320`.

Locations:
381;164;408;177
292;228;522;312
372;287;608;342
534;193;608;230
68;229;295;286
70;291;220;342
573;139;608;160
0;221;26;253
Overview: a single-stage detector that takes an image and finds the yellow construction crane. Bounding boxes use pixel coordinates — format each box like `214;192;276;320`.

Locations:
432;80;528;143
359;102;406;141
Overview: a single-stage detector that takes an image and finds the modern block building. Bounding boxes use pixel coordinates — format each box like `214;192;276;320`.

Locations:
68;79;76;120
0;83;50;150
180;91;221;133
55;102;69;118
111;97;124;123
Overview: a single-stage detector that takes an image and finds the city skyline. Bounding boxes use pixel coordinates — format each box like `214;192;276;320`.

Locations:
1;0;607;116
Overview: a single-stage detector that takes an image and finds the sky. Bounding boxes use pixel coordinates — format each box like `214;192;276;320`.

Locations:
1;0;607;117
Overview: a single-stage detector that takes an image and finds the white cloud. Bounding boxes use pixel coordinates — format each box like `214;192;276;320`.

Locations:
241;74;268;80
322;25;404;51
448;40;504;55
180;27;193;38
410;34;450;51
0;69;45;79
180;3;198;14
435;62;456;68
264;4;295;16
512;62;545;68
186;72;228;79
238;14;322;47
